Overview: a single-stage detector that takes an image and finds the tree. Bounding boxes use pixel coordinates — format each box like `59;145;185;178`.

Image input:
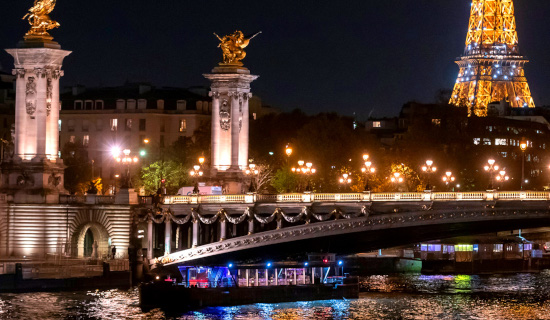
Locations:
61;140;92;194
271;166;298;193
139;160;191;195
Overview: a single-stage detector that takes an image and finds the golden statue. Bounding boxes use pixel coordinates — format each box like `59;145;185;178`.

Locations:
214;31;261;65
22;0;60;40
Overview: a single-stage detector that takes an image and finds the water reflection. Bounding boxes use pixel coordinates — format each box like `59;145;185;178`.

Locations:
1;272;550;319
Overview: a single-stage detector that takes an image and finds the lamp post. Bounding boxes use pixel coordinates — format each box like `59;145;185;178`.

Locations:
190;163;204;194
292;160;316;192
245;163;259;192
361;157;376;191
483;159;500;190
442;171;456;191
390;172;404;191
285;145;292;163
520;141;527;190
339;173;352;191
115;149;139;188
421;160;437;190
495;170;510;190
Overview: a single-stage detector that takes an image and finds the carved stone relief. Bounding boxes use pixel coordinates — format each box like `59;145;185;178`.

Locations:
46;78;53;116
220;99;230;131
26;77;37;117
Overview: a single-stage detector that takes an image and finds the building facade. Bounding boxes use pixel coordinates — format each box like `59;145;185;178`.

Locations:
59;83;212;193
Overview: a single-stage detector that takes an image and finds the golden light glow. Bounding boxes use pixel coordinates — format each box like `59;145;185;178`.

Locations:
214;30;261;65
23;0;60;40
285;146;292;157
199;157;205;165
450;0;535;116
520;141;527;151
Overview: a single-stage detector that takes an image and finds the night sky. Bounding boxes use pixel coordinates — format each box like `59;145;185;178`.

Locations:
1;0;549;119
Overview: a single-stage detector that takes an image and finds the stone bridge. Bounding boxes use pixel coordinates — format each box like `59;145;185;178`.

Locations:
136;191;550;267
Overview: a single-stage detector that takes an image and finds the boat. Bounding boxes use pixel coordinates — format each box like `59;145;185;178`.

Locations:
140;253;359;310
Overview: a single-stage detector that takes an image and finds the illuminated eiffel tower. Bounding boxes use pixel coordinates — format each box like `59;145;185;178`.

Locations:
449;0;535;117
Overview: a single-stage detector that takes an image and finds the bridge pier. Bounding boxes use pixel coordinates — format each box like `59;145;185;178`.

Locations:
248;219;254;235
192;220;199;247
147;219;153;260
164;218;172;255
220;220;227;241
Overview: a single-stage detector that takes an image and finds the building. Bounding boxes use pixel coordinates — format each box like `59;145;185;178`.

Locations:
59;83;212;193
366;102;550;190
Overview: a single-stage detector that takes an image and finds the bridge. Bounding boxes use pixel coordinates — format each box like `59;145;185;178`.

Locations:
137;190;550;267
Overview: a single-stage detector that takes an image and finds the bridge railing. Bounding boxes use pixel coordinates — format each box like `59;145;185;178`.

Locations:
161;190;550;205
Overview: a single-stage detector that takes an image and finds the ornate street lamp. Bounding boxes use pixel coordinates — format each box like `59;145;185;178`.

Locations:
390;172;404;191
520;140;527;190
115;148;139;188
190;162;204;194
292;160;316;192
245;163;259;192
483;159;500;190
495;170;510;190
442;171;456;191
361;158;376;191
339;173;352;191
421;160;437;190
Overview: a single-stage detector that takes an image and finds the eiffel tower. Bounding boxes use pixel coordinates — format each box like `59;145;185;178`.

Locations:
449;0;535;117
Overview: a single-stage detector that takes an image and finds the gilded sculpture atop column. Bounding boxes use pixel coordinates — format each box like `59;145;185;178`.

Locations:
214;31;261;65
22;0;60;40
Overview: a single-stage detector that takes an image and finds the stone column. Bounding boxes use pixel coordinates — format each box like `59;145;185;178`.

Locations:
147;219;153;260
238;93;250;168
13;69;26;157
274;268;278;285
230;92;240;169
255;269;259;287
246;269;250;287
35;68;47;157
164;217;171;255
210;92;220;169
46;70;62;159
192;219;199;247
303;268;306;284
265;268;268;286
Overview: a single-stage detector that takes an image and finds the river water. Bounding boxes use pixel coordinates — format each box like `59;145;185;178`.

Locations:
2;271;550;319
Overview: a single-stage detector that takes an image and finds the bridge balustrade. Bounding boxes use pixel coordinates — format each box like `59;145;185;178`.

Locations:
160;190;550;205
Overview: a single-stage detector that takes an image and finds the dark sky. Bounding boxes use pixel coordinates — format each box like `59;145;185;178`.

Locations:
1;0;549;119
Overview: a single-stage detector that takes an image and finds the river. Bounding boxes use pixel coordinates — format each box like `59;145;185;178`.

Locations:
2;271;550;319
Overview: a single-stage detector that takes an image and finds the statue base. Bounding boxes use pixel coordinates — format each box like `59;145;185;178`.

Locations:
18;36;61;49
0;157;67;204
212;64;250;75
208;169;246;194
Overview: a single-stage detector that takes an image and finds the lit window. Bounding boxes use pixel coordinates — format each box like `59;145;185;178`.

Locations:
454;244;473;252
428;244;441;252
495;138;507;146
179;119;187;132
69;135;75;143
110;119;118;131
373;121;381;128
68;119;75;132
483;138;491;145
83;135;89;146
58;120;62;132
125;119;132;131
493;244;503;253
431;119;441;126
82;120;89;132
473;138;480;145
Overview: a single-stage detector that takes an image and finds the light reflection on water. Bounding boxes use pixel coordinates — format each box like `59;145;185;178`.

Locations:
1;271;550;319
